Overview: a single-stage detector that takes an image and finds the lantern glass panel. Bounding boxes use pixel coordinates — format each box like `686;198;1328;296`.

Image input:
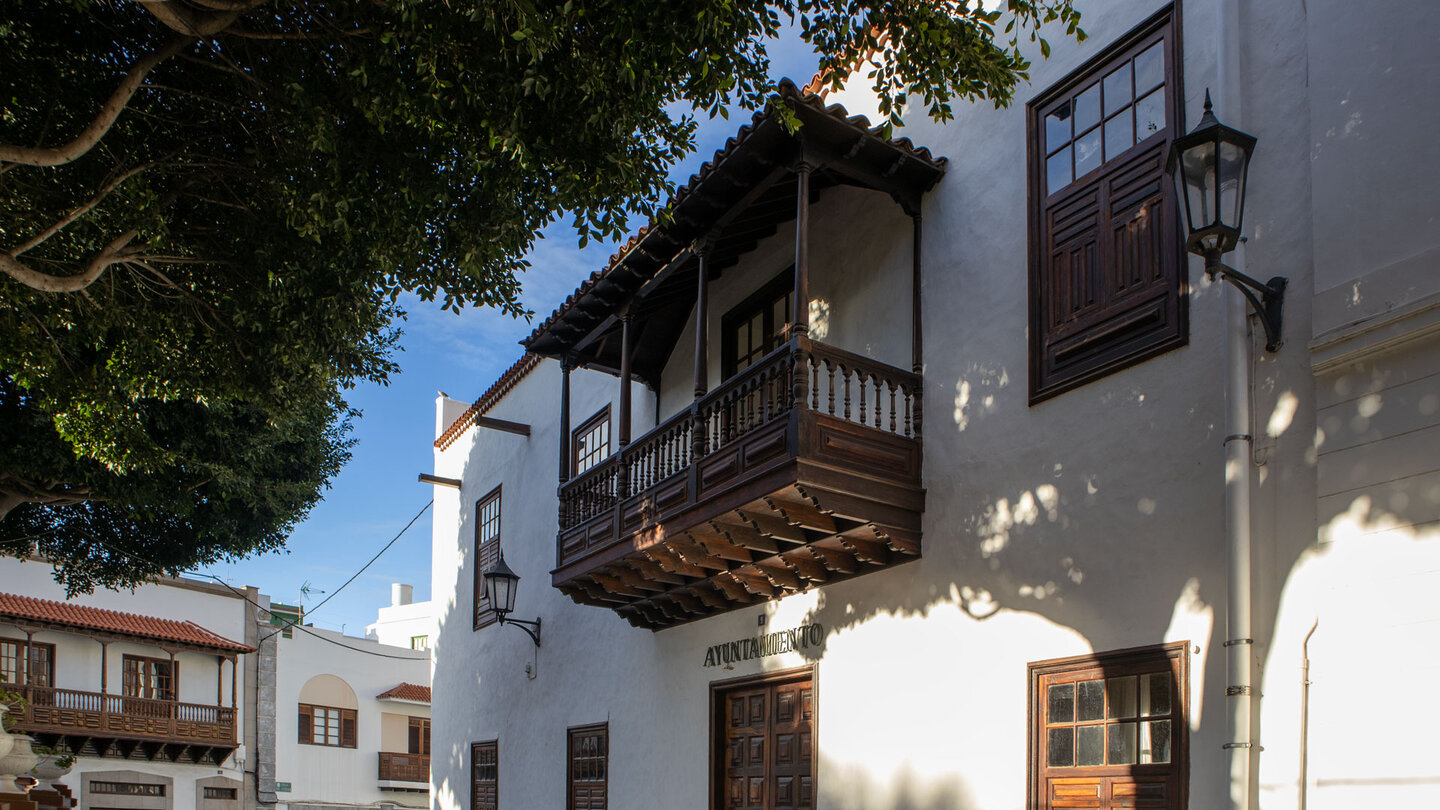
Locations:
485;569;517;614
1218;140;1248;232
1179;139;1216;233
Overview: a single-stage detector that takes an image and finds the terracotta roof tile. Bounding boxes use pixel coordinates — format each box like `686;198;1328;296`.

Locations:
434;352;543;450
376;682;431;702
0;591;252;653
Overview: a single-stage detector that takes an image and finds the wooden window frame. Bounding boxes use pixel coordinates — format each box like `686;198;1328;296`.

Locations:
471;740;498;810
708;664;818;810
202;787;238;800
571;406;612;476
721;269;795;380
1026;4;1187;403
473;485;502;630
0;640;55;687
409;716;431;756
1027;641;1189;810
410;635;429;650
121;654;177;701
567;722;609;810
297;703;357;748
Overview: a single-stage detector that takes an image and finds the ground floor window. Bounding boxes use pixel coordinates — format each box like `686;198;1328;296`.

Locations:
711;666;815;810
568;723;608;810
1029;642;1189;810
471;740;498;810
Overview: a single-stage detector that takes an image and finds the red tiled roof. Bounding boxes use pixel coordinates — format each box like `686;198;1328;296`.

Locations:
434;352;543;450
376;683;431;702
0;591;252;653
522;77;944;349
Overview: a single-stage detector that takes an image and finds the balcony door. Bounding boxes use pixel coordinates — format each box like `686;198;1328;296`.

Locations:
123;655;177;701
722;271;794;378
712;667;814;810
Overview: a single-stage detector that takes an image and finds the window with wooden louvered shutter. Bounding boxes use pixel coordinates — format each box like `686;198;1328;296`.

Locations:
298;703;355;747
472;486;502;630
471;740;498;810
1027;6;1185;403
567;724;608;810
298;705;313;744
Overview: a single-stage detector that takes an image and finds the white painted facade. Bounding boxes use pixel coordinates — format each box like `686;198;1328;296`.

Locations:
267;621;430;810
427;3;1440;810
365;585;437;651
0;557;250;810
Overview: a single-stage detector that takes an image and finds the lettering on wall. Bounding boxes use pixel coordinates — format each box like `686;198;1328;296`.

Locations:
702;624;824;667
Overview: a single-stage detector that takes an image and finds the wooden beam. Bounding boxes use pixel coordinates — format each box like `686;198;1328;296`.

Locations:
765;496;837;533
590;572;646;599
417;473;462;488
838;534;891;565
687;527;756;562
750;561;802;592
670;591;706;615
474;415;531;437
693;582;731;610
646;544;708;578
710;573;754;603
873;524;921;555
612;566;666;593
808;544;858;574
736;509;807;543
708;520;782;554
730;569;778;598
782;550;830;584
628;559;687;586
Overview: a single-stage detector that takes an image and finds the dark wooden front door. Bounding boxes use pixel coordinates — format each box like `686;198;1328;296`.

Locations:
714;669;814;810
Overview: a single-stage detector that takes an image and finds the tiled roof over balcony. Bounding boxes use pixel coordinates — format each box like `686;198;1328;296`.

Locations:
0;591;251;652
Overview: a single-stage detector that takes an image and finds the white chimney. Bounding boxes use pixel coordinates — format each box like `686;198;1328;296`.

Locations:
391;583;413;607
436;391;470;441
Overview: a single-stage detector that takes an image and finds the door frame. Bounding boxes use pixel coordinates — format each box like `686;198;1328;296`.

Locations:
708;663;819;810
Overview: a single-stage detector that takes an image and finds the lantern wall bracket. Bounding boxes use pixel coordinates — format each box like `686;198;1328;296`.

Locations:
1205;251;1286;353
497;614;542;648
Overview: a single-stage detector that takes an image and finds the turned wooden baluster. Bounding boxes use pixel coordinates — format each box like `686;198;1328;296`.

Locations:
888;380;897;433
842;364;851;420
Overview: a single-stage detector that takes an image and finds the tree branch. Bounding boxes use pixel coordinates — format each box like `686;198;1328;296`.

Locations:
0;37;195;167
1;230;139;293
136;0;246;37
10;165;151;256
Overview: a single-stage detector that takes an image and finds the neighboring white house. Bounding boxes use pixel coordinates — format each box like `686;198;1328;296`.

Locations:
257;594;430;810
365;585;436;652
425;3;1440;810
0;556;253;810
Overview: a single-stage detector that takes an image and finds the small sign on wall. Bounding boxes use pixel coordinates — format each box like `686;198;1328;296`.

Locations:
275;782;291;792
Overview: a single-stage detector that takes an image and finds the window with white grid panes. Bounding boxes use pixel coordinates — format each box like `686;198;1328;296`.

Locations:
1029;642;1188;810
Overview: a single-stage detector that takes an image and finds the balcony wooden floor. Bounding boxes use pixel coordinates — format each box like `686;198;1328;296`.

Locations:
554;339;923;630
11;684;237;764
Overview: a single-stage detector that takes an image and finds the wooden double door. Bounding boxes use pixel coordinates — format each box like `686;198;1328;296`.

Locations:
713;669;815;810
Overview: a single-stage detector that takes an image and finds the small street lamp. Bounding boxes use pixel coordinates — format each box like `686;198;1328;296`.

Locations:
483;553;542;647
1169;90;1285;351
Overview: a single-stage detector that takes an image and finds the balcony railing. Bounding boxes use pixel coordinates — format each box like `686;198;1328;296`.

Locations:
11;684;237;747
379;752;430;783
555;336;924;626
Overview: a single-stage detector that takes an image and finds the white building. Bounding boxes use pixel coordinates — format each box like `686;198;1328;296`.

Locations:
366;584;436;652
257;597;430;810
425;2;1439;810
0;557;252;810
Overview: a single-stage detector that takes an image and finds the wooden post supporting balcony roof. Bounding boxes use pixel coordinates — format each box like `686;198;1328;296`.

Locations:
619;308;633;449
558;358;573;484
693;239;712;400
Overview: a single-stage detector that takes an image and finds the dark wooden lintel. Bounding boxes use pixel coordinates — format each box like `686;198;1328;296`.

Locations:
417;473;462;488
473;415;531;437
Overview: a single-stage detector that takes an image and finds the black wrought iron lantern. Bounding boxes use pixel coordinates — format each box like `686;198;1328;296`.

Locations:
483;553;541;646
1168;90;1258;258
1168;90;1285;352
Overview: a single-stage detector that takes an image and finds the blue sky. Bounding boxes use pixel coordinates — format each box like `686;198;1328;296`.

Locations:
201;30;821;636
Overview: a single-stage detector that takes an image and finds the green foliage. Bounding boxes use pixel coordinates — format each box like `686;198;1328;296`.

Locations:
0;0;1078;592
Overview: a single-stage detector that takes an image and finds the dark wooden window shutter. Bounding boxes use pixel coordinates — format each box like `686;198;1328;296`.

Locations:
471;740;498;810
340;709;357;748
567;724;608;810
298;705;313;744
1028;6;1185;402
473;486;502;630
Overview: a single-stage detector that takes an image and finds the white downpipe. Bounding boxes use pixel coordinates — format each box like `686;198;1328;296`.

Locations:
1216;2;1256;810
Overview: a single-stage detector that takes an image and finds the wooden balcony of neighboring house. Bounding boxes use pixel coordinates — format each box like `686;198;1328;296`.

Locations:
0;591;251;764
378;752;430;790
522;80;945;629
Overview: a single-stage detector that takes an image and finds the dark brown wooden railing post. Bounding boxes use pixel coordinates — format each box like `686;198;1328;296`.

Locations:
617;307;633;497
558;357;573;484
911;212;924;437
792;162;812;409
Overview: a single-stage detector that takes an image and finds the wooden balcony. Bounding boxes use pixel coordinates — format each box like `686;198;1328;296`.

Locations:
554;337;923;629
10;684;237;763
378;752;430;785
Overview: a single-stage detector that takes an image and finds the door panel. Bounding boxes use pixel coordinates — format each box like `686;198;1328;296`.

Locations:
717;674;814;810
